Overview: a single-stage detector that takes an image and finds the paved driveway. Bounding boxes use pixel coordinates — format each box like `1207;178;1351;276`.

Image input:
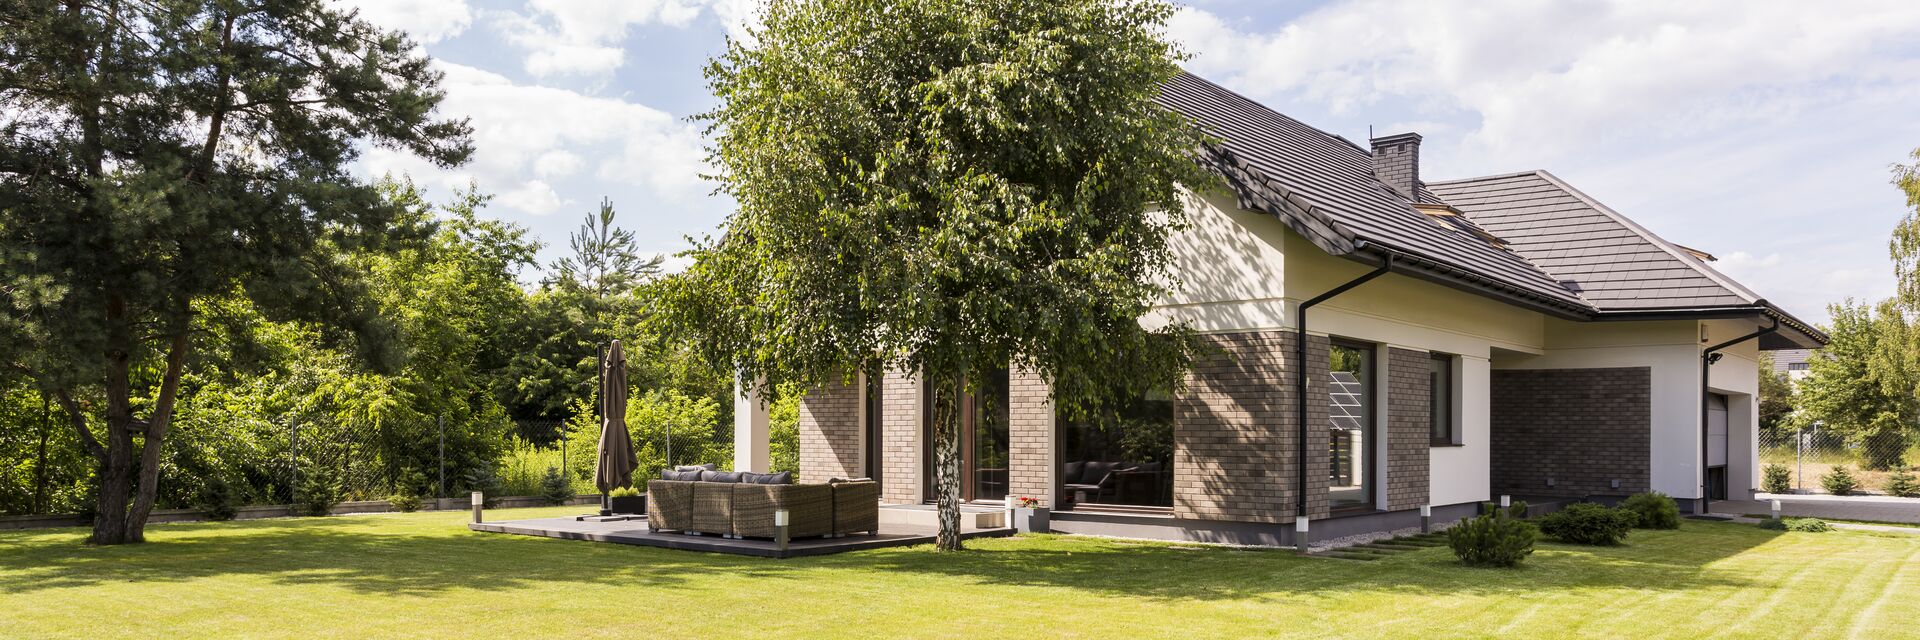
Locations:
1714;493;1920;524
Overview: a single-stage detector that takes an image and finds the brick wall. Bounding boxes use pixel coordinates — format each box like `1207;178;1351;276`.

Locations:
798;376;862;482
1385;348;1432;510
1490;367;1651;498
880;368;921;504
1173;330;1329;523
1007;366;1053;506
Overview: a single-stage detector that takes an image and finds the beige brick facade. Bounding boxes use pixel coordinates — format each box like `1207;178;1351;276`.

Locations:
1006;366;1054;506
797;376;863;483
880;368;921;504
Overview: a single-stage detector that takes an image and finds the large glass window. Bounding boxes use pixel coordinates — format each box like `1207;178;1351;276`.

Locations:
1329;342;1375;511
1430;353;1459;446
1057;388;1175;510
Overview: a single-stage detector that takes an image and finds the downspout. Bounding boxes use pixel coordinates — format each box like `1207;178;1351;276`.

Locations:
1296;248;1393;523
1698;317;1777;514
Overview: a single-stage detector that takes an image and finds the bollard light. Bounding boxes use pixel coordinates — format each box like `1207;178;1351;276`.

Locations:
1295;516;1311;554
1419;504;1433;534
1771;499;1782;520
1499;494;1512;508
471;491;484;524
774;509;791;555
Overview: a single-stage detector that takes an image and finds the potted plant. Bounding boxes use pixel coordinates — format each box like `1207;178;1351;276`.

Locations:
608;486;647;515
1011;495;1049;533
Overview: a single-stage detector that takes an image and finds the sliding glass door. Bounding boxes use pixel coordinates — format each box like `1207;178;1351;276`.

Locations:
1328;341;1375;511
921;368;1011;503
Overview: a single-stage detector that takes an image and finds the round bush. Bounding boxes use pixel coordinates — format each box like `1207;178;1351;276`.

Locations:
1537;502;1636;546
1447;503;1537;568
1762;464;1792;494
1821;466;1859;496
1758;517;1833;533
1619;492;1680;530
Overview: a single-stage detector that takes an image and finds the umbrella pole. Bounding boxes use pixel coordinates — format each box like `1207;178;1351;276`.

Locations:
598;343;611;517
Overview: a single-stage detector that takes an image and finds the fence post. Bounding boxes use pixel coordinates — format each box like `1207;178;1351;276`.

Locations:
290;420;301;508
438;414;446;501
33;397;51;515
1796;426;1805;492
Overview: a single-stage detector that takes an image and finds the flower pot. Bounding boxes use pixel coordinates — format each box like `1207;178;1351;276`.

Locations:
609;494;648;515
1013;506;1050;533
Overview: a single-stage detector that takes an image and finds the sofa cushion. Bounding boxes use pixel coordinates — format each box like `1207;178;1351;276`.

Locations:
676;463;719;472
661;468;704;481
1062;461;1086;485
740;471;793;485
1080;461;1116;485
827;477;874;484
700;470;745;484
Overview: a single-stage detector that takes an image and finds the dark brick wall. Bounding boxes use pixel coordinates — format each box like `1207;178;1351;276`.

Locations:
1007;366;1053;506
798;377;862;482
1173;330;1330;523
1385;348;1432;510
1490;367;1651;498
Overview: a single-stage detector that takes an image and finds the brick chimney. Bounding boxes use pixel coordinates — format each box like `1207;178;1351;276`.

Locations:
1370;132;1423;201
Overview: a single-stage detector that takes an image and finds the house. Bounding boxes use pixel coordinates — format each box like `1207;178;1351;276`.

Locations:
728;72;1828;546
1771;349;1814;382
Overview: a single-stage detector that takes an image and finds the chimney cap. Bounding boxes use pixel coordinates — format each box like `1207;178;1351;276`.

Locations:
1370;132;1423;148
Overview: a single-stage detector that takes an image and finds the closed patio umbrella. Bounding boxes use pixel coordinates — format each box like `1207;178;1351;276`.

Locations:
595;340;637;514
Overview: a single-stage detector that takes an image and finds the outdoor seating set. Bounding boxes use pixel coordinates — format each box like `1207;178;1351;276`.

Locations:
1061;460;1168;506
647;464;880;539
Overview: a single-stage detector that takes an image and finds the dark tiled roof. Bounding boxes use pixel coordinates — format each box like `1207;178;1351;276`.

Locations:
1426;170;1757;310
1157;73;1592;315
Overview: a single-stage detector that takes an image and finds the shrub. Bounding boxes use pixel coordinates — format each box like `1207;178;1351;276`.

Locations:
388;493;422;512
1886;469;1920;498
609;486;642;498
1619;492;1680;530
1537;502;1636;546
296;470;340;517
1762;463;1793;494
1821;466;1859;496
463;466;505;508
540;466;574;505
1447;503;1537;567
197;477;240;522
1759;517;1833;532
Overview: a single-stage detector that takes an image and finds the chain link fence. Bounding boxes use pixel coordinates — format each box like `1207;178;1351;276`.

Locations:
1760;425;1919;494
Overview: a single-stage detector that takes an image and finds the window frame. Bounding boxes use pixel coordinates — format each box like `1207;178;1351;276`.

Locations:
1429;352;1463;447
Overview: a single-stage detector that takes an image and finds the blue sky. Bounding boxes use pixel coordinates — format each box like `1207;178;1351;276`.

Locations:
342;0;1920;324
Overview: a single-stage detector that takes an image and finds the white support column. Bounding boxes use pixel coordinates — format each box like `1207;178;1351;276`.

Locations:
734;375;771;473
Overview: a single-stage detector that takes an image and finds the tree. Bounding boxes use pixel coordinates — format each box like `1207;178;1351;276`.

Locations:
661;0;1216;550
1889;146;1920;307
552;198;664;301
1797;299;1915;470
1757;353;1797;437
0;1;470;544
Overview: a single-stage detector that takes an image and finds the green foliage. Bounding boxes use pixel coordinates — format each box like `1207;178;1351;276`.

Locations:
197;477;240;522
387;494;422;513
1447;503;1537;567
1763;464;1794;494
608;486;642;498
1759;517;1834;532
1821;465;1860;495
463;466;505;509
1757;353;1797;437
1798;299;1915;471
0;0;471;544
1538;503;1637;546
769;392;801;476
1620;492;1680;530
1886;469;1920;497
539;467;574;505
666;0;1216;550
563;389;732;486
296;470;341;517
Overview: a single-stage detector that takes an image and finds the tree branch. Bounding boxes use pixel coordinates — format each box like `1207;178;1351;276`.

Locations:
53;389;106;462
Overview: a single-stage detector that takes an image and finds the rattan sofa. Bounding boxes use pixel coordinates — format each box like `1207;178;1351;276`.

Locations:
647;478;879;539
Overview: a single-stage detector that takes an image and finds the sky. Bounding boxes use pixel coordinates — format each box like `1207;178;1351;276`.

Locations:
339;0;1920;325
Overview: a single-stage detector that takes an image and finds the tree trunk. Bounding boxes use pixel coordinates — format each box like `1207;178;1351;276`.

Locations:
125;329;192;542
930;367;965;551
34;398;51;514
92;293;138;545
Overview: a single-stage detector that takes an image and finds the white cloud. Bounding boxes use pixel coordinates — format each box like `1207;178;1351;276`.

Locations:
489;0;743;78
358;62;708;218
332;0;472;43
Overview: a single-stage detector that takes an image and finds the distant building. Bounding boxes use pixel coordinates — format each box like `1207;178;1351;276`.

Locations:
1771;349;1814;381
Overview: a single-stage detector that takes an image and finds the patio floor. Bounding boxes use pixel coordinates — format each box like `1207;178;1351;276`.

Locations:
1713;492;1920;524
470;515;1014;558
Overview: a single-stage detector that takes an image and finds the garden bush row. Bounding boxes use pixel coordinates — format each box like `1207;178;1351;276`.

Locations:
1449;492;1684;567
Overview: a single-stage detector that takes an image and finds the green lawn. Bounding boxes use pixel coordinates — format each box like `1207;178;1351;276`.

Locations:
2;507;1916;639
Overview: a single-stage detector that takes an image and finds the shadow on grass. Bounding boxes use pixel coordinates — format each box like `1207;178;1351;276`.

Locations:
0;513;1785;603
